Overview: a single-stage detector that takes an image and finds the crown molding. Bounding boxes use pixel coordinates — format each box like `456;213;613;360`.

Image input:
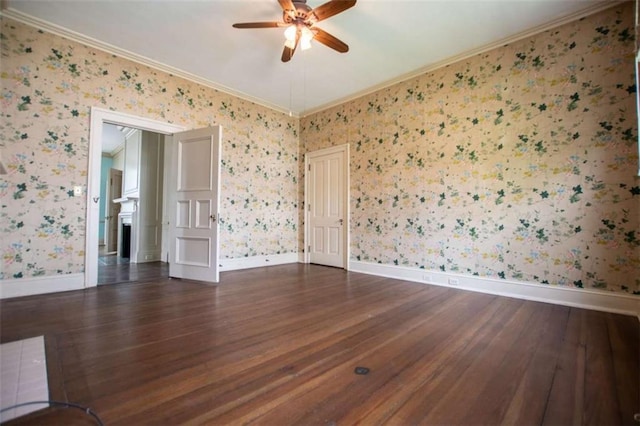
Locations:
300;1;625;117
0;1;623;119
0;8;299;118
109;143;125;158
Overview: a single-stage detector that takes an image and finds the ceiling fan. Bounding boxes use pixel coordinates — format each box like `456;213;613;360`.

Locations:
232;0;356;62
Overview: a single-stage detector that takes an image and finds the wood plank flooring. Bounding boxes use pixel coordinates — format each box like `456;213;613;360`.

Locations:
97;258;168;285
1;264;638;425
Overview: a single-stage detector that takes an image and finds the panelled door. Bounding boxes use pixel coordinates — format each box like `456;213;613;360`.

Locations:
307;145;348;268
169;126;222;283
105;168;122;253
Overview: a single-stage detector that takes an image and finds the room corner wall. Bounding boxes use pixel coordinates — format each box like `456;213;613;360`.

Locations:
0;18;300;286
300;3;639;299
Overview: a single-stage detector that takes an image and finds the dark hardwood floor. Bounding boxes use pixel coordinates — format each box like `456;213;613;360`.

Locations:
1;264;638;425
97;256;168;285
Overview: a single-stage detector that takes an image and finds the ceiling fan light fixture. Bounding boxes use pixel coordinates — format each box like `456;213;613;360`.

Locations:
284;24;297;41
300;37;312;51
300;26;313;50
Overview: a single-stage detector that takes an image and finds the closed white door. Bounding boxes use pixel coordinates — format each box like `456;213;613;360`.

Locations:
169;126;222;283
105;168;122;253
307;145;348;268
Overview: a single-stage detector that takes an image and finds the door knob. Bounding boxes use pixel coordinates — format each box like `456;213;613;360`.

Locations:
338;218;344;225
210;214;217;222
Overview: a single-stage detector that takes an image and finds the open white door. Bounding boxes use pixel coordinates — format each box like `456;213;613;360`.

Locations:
306;144;349;268
169;126;222;283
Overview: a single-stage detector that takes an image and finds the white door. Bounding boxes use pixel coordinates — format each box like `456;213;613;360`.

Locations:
169;126;222;283
104;168;122;253
307;145;349;268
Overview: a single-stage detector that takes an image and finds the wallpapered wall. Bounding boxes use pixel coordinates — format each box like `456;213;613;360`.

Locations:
1;4;638;296
302;4;639;294
0;18;300;280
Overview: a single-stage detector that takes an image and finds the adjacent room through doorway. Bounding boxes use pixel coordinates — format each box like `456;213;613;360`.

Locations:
97;123;167;285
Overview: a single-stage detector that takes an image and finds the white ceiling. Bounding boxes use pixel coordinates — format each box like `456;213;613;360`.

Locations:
3;0;612;116
102;123;127;154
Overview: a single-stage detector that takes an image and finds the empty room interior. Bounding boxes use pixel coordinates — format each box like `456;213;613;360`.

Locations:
1;0;639;424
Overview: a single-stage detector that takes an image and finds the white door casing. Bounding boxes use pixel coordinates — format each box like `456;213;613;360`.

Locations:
86;107;186;287
169;126;222;283
305;144;349;269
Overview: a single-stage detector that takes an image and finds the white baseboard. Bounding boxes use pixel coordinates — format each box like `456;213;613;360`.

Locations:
219;253;299;272
0;274;85;299
349;261;640;318
4;261;636;319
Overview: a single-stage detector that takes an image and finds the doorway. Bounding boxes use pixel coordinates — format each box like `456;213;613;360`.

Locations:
85;108;186;289
304;144;350;269
87;108;223;288
97;123;167;285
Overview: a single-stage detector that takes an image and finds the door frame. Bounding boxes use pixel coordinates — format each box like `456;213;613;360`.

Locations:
86;107;186;288
303;143;350;269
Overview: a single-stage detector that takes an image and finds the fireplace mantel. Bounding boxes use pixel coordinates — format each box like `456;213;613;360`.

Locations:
113;196;138;204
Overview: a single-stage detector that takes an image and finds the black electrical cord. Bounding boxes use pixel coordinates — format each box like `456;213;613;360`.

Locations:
0;400;104;426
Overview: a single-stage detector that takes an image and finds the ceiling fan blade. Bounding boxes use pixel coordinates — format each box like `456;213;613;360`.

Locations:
232;22;284;29
312;27;349;53
278;0;296;14
281;46;295;62
311;0;356;22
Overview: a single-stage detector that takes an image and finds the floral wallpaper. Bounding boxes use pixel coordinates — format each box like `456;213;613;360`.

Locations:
1;3;638;297
302;3;639;294
0;18;300;280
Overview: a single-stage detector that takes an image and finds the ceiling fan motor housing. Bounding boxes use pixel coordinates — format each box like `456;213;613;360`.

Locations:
283;1;316;25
